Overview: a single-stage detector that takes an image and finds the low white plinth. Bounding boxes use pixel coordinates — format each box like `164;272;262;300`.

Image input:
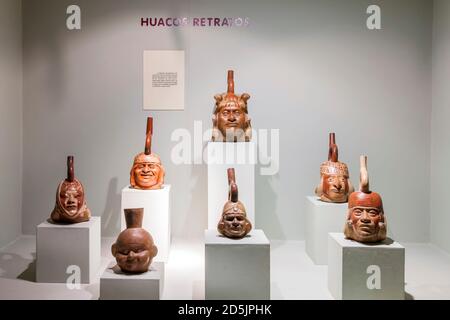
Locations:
305;196;347;265
207;142;256;229
205;229;270;300
36;217;101;284
121;185;171;262
328;233;405;300
100;262;164;300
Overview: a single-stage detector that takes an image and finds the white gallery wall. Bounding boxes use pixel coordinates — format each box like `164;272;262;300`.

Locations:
431;0;450;254
0;0;22;248
20;0;434;242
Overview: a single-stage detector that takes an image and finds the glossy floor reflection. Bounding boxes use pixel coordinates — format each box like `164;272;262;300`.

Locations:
0;236;449;300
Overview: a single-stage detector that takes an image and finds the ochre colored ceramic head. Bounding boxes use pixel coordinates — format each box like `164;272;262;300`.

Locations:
111;208;158;274
51;156;91;224
344;156;387;243
212;71;252;142
315;133;354;203
130;153;165;190
130;117;165;190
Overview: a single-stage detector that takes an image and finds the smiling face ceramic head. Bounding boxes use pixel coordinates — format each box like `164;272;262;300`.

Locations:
130;117;165;190
111;208;158;274
130;153;164;190
212;71;252;142
112;229;156;273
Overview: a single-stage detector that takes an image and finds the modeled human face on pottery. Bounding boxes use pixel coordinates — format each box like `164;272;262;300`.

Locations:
130;117;165;190
51;156;91;224
322;174;350;203
345;191;386;243
212;71;252;142
59;182;83;216
218;169;252;239
218;202;252;239
344;156;387;243
348;206;383;241
222;211;247;238
130;153;164;190
213;94;251;142
315;133;353;203
217;99;246;137
112;230;156;274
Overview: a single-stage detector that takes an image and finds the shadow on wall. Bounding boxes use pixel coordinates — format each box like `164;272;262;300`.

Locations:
22;0;190;237
255;166;284;239
100;177;121;237
181;159;208;240
0;252;35;282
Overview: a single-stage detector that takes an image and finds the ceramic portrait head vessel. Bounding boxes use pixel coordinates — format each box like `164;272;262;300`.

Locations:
212;70;252;142
130;117;165;190
217;168;252;239
50;156;91;224
315;133;354;203
344;156;387;243
111;208;158;274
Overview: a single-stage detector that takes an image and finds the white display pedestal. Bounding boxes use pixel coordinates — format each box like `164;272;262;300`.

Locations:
205;229;270;300
121;185;171;262
328;233;405;300
36;217;101;284
207;142;256;229
305;196;347;265
100;262;164;300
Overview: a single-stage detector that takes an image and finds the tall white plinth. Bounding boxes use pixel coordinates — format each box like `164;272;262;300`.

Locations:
207;142;256;229
100;262;164;300
305;196;347;265
328;233;405;300
121;185;171;262
36;217;101;284
205;229;270;300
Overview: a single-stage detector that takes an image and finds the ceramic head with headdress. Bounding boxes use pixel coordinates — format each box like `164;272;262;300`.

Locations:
212;71;252;142
344;156;387;243
130;117;165;190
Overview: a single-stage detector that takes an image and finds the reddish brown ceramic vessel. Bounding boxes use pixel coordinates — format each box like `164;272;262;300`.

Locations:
344;156;387;243
315;133;354;203
111;208;158;274
218;168;252;239
212;71;252;142
50;156;91;224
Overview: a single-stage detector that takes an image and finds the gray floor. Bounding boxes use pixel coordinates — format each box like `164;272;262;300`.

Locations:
0;235;449;300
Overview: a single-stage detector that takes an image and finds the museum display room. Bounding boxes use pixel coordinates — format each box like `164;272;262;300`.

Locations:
1;0;450;301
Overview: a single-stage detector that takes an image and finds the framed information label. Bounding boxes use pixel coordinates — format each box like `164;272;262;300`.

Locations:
143;50;185;110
